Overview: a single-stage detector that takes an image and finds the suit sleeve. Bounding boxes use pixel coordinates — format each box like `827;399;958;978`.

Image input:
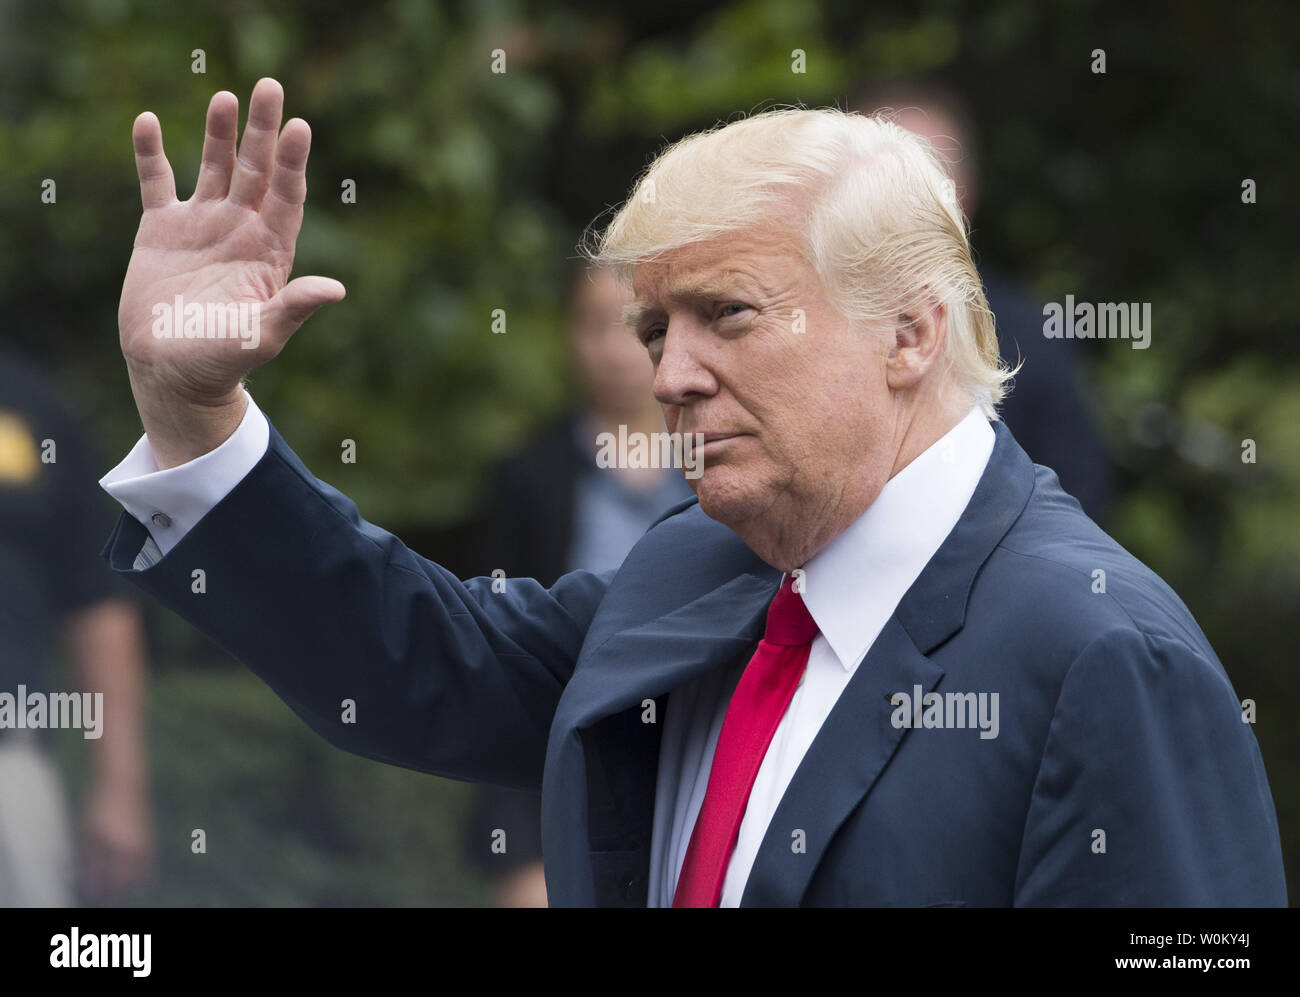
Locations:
1013;627;1288;906
100;419;611;792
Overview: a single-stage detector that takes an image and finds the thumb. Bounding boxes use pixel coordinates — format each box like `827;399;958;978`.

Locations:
264;275;346;342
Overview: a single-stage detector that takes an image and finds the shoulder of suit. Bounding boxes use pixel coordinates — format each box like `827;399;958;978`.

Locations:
983;476;1214;660
645;494;701;532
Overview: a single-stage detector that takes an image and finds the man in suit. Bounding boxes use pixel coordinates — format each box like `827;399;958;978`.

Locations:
99;79;1286;906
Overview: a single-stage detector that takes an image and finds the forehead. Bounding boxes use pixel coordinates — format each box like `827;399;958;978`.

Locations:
628;228;807;311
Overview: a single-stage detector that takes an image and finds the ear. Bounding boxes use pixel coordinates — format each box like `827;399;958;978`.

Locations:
885;299;947;391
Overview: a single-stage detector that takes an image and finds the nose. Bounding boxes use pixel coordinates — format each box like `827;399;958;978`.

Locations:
652;320;719;407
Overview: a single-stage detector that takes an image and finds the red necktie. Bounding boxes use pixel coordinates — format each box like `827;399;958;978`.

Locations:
672;573;819;907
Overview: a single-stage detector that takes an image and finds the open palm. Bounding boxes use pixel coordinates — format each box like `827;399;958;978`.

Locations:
119;78;344;406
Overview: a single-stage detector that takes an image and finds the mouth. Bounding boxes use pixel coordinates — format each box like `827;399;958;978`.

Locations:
688;432;747;459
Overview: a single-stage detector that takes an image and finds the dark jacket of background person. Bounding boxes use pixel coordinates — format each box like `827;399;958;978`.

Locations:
0;351;119;697
477;413;585;589
986;267;1115;524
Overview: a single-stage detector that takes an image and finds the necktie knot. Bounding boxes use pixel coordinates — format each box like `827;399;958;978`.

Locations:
764;574;818;646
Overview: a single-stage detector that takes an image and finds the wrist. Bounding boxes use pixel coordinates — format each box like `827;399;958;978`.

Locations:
126;363;248;469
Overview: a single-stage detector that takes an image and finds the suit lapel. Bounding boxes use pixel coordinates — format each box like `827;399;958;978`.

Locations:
562;569;781;730
739;616;941;906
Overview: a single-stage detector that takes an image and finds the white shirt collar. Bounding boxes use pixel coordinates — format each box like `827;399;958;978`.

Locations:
797;407;995;672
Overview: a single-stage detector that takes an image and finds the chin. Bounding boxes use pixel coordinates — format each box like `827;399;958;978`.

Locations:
693;467;764;528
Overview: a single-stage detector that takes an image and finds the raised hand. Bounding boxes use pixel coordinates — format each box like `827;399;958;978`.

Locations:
118;78;344;467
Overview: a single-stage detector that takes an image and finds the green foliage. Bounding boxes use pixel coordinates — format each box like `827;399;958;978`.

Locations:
58;666;487;906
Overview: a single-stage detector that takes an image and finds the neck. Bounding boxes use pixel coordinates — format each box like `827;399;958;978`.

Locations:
738;395;975;572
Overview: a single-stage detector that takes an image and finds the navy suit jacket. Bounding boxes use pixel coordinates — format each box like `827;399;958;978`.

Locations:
102;417;1287;906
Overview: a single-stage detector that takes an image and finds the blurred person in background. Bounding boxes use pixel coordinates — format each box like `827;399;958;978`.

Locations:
852;80;1115;524
479;264;695;584
0;348;154;905
462;264;694;906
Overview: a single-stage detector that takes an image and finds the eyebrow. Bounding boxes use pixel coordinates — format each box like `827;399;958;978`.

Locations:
622;300;654;328
622;274;755;328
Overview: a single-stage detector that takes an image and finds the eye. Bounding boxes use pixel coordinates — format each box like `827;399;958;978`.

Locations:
640;327;665;347
717;302;750;319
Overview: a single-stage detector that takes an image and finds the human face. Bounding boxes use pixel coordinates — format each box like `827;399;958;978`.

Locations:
627;216;898;563
568;268;651;419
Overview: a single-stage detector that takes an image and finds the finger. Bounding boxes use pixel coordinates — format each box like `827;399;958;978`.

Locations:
229;77;284;210
132;112;176;210
264;275;346;343
261;118;310;244
193;90;239;201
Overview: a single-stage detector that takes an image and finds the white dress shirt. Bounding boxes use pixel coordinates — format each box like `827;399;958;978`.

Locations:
99;391;267;561
99;397;994;906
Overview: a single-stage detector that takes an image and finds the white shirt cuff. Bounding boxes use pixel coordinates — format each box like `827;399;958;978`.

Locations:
99;390;270;558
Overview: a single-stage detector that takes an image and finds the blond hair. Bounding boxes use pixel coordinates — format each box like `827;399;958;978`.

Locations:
582;107;1012;417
